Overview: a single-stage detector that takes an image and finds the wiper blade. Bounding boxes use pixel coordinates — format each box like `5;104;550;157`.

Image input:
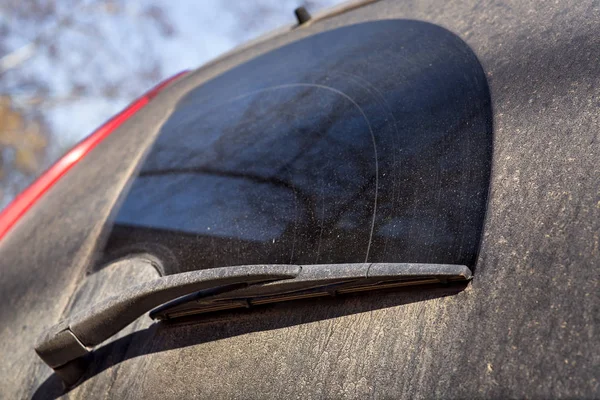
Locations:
35;263;471;386
35;264;300;386
150;263;472;320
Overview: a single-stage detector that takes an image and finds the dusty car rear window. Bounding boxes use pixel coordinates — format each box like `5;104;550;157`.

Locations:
104;19;493;274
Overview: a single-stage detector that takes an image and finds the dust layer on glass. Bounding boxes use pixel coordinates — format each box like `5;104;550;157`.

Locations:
104;20;493;274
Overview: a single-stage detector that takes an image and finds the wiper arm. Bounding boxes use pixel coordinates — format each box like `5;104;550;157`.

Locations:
36;263;471;386
35;264;300;385
150;263;472;320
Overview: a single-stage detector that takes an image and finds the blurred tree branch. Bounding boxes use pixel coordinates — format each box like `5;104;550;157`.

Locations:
0;0;177;206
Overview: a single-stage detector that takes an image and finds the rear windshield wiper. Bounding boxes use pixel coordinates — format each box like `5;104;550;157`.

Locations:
150;263;472;320
35;263;471;386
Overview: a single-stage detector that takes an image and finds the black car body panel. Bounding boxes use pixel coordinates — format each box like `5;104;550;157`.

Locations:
0;0;598;398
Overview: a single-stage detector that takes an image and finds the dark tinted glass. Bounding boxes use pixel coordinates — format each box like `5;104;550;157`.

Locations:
104;20;492;274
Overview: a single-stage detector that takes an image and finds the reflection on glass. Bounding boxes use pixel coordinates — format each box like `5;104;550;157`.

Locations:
105;20;492;274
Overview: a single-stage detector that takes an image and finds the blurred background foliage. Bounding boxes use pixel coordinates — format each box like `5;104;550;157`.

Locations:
0;0;342;208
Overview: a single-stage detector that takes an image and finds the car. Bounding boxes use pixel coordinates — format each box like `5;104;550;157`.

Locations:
1;0;598;398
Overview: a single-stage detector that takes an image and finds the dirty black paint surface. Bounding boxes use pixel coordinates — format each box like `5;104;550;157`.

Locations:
105;20;492;274
0;0;598;399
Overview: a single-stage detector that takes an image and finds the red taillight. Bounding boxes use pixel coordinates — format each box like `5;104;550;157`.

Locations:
0;70;189;241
